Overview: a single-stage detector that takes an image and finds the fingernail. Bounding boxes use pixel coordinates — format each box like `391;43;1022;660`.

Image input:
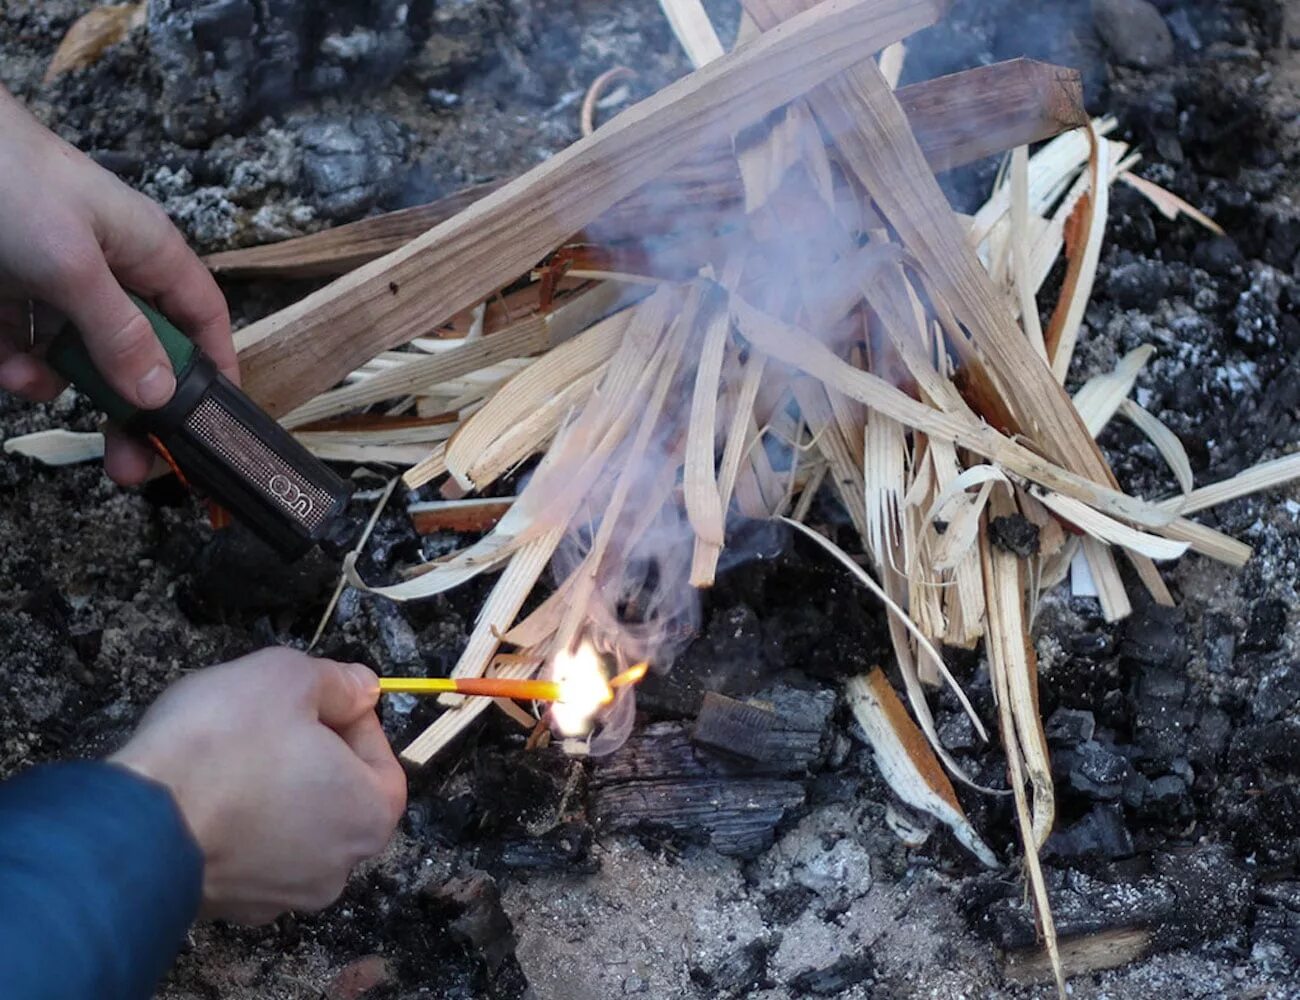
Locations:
136;364;176;408
346;662;379;698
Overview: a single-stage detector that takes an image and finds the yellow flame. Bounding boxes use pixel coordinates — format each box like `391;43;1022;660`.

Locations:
551;642;613;736
609;661;648;689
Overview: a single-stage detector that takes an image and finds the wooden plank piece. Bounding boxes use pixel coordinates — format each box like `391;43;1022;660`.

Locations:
204;182;502;278
897;59;1086;175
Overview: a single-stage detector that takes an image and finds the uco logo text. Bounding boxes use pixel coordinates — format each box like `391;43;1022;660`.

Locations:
268;474;314;517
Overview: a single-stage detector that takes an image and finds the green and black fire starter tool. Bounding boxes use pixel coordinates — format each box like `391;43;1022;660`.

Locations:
45;294;354;561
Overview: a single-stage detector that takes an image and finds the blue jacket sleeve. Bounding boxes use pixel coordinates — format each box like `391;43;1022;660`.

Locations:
0;761;203;1000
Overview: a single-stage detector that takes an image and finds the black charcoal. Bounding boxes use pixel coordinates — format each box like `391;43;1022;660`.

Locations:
1046;803;1134;860
1045;707;1097;745
1067;741;1132;800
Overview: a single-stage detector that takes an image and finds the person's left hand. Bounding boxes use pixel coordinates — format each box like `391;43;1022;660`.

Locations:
0;85;237;486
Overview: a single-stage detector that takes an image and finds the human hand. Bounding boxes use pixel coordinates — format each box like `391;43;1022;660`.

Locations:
111;648;406;925
0;85;237;486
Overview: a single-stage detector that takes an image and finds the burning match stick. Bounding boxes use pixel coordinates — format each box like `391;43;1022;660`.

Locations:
378;676;562;700
377;661;649;703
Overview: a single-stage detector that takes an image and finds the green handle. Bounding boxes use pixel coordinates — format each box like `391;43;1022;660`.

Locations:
46;295;197;425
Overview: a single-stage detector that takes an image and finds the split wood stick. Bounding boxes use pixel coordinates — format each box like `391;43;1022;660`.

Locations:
501;572;581;649
3;429;107;466
865;411;908;568
204;182;503;278
403;442;447;490
897;58;1087;175
984;489;1055;852
207;59;1086;283
449;367;605;491
1011;146;1047;361
233;0;944;417
846;669;997;866
432;528;565;712
902;469;950;679
980;503;1064;997
692;352;767;584
658;0;726;66
1160;452;1300;516
1155;518;1250;567
735;441;780;517
1082;536;1132;621
683;290;730;548
879;41;906;88
927;438;987;648
407;498;516;535
1046;124;1110;381
1004;928;1153;985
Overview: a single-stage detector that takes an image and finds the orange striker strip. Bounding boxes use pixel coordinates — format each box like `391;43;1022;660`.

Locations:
207;502;233;530
146;433;190;489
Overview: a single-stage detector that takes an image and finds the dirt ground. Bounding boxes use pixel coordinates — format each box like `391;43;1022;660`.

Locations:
3;0;1300;997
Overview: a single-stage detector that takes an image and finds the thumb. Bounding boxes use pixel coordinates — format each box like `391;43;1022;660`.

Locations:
312;660;380;731
51;258;175;410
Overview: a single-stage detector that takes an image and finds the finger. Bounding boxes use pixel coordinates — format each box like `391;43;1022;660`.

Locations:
312;659;380;731
103;424;155;486
98;195;239;385
335;711;407;825
0;353;66;402
38;254;176;410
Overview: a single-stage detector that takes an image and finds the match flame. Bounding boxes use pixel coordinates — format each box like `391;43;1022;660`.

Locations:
609;661;648;688
551;642;614;736
549;644;650;736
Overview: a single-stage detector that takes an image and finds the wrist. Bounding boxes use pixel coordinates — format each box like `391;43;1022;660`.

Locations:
110;743;215;862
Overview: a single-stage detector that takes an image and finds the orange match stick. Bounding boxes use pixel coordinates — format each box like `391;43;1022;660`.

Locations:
377;662;648;702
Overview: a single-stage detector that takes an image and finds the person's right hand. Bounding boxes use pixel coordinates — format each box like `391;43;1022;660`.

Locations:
110;648;406;924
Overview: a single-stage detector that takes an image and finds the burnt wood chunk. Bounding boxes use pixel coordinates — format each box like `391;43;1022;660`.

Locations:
968;846;1255;980
590;687;833;857
693;692;779;761
692;690;830;772
591;773;806;857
